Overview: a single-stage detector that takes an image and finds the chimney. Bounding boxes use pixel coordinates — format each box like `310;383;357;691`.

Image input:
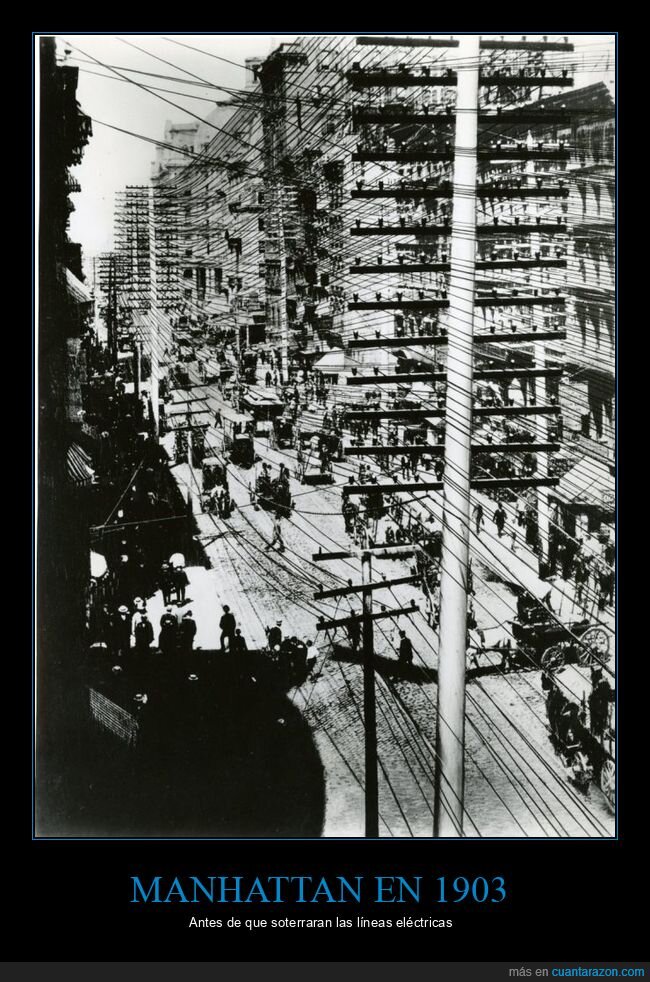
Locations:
245;58;263;91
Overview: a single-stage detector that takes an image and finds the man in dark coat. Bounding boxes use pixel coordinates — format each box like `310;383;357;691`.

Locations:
219;605;236;653
174;566;189;605
493;503;507;538
398;630;414;667
178;610;197;656
231;628;248;655
113;604;132;658
267;620;282;650
160;562;174;606
158;606;178;655
134;613;154;655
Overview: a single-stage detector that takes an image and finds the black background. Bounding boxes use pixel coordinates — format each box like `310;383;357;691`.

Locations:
19;26;643;964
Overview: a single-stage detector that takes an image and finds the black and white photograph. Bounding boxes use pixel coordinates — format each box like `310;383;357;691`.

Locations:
35;32;616;840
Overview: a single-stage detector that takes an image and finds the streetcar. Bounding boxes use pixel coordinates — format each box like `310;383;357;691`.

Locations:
212;398;255;469
240;389;285;436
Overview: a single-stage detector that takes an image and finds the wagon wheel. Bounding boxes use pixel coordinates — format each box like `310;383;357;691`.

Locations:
578;626;612;666
540;644;566;671
600;759;615;812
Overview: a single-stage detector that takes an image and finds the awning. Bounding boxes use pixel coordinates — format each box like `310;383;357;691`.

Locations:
550;455;615;510
313;348;361;373
64;267;93;306
67;443;94;487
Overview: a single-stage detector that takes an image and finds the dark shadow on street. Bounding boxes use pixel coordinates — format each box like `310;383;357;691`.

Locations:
37;648;326;838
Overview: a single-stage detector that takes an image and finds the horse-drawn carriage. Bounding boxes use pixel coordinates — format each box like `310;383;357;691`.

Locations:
270;415;294;449
506;593;612;672
256;468;293;519
544;663;615;812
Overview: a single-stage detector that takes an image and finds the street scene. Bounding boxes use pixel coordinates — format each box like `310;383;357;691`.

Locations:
36;33;615;838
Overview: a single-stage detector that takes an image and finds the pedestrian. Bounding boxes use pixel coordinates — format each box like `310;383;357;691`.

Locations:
305;639;318;674
348;614;361;653
160;562;174;606
265;370;272;388
133;612;154;655
113;604;132;658
158;606;178;655
174;565;189;605
267;620;283;649
473;502;485;535
231;628;248;654
493;502;507;538
398;630;414;666
219;604;236;653
266;512;286;553
178;610;197;656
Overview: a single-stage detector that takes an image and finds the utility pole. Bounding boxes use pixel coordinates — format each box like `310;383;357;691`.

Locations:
106;253;117;368
276;182;289;384
186;414;194;516
314;543;421;837
526;132;550;572
148;185;160;439
433;34;480;838
133;340;141;405
361;546;379;838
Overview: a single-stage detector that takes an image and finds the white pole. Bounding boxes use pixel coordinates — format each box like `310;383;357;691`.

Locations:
277;183;289;384
148;186;160;438
433;34;480;838
526;133;550;571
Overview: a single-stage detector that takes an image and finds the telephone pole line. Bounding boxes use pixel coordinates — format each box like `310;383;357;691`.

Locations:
433;34;480;838
361;547;379;838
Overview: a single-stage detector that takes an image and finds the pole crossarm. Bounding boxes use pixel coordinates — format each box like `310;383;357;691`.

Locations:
316;603;419;631
342;405;561;421
313;574;420;600
344;442;560;457
350;223;567;235
346;368;563;385
348;296;566;311
347;330;566;348
342;477;559;496
312;543;426;562
349;259;567;272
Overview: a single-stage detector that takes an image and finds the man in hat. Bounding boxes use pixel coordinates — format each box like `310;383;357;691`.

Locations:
113;604;132;659
493;502;507;538
267;620;283;650
160;562;174;606
398;629;414;667
174;565;189;606
231;628;248;655
134;612;154;655
266;513;286;553
219;605;236;653
158;606;178;656
178;610;197;657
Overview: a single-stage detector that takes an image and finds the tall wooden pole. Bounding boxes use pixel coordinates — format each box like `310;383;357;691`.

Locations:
276;183;289;384
433;34;480;838
362;548;379;837
148;186;160;439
